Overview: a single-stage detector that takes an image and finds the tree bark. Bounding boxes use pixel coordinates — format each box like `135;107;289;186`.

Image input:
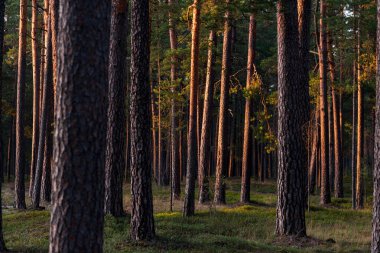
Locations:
371;2;380;250
214;0;232;205
130;0;156;241
198;30;216;204
318;0;331;205
241;13;256;203
183;0;200;216
49;0;111;251
276;0;307;237
104;0;128;218
29;0;41;198
15;0;27;210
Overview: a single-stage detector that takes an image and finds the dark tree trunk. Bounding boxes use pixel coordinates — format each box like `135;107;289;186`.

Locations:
0;0;8;250
32;16;53;209
183;0;200;216
49;0;111;251
318;0;331;205
276;0;307;237
371;2;380;250
130;0;156;241
105;0;128;218
198;30;216;204
214;0;232;205
241;14;256;203
15;0;27;210
30;0;41;198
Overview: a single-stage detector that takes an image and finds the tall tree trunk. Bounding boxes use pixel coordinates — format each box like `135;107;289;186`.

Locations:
150;67;157;181
241;13;256;204
130;0;155;241
32;15;52;209
371;2;380;250
29;0;41;198
198;30;216;204
318;0;331;205
49;0;111;251
168;0;180;199
183;0;200;216
15;0;27;210
309;118;318;195
328;33;344;198
0;0;7;250
214;0;232;205
157;59;164;186
356;19;364;209
276;0;307;237
104;0;128;218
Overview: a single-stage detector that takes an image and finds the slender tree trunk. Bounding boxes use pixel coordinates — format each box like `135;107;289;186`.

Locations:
309;119;318;195
276;0;307;237
198;30;216;204
183;0;200;217
168;0;180;199
241;14;256;204
214;0;232;205
130;0;155;240
371;2;380;250
0;0;8;250
29;0;41;198
32;15;52;209
49;0;111;251
318;0;331;205
327;33;344;198
356;20;364;209
15;0;28;210
104;0;128;217
150;68;157;182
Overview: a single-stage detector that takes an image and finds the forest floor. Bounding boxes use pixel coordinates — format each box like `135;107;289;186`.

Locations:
0;178;373;253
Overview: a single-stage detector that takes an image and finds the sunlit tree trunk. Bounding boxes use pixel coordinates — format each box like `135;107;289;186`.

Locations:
183;0;200;216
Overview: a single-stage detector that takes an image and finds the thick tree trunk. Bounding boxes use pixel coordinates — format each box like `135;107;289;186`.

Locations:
29;0;41;198
214;0;232;205
130;0;156;241
104;0;128;218
0;0;8;250
32;16;53;209
276;0;307;237
49;1;111;251
241;14;256;204
183;0;200;216
15;0;27;210
371;2;380;250
318;0;331;205
198;30;216;204
168;0;180;199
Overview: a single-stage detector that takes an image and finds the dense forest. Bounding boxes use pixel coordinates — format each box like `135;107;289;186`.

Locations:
0;0;380;252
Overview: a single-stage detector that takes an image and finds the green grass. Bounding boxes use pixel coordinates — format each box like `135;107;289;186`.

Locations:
0;178;373;252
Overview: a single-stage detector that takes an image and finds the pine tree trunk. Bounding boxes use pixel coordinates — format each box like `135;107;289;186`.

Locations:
29;0;40;198
49;1;111;251
276;0;307;237
198;30;216;204
318;0;331;205
183;0;200;216
32;15;52;209
371;2;380;250
104;0;128;217
0;0;8;250
168;0;180;199
241;13;256;204
214;0;232;205
130;0;155;241
15;0;27;210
